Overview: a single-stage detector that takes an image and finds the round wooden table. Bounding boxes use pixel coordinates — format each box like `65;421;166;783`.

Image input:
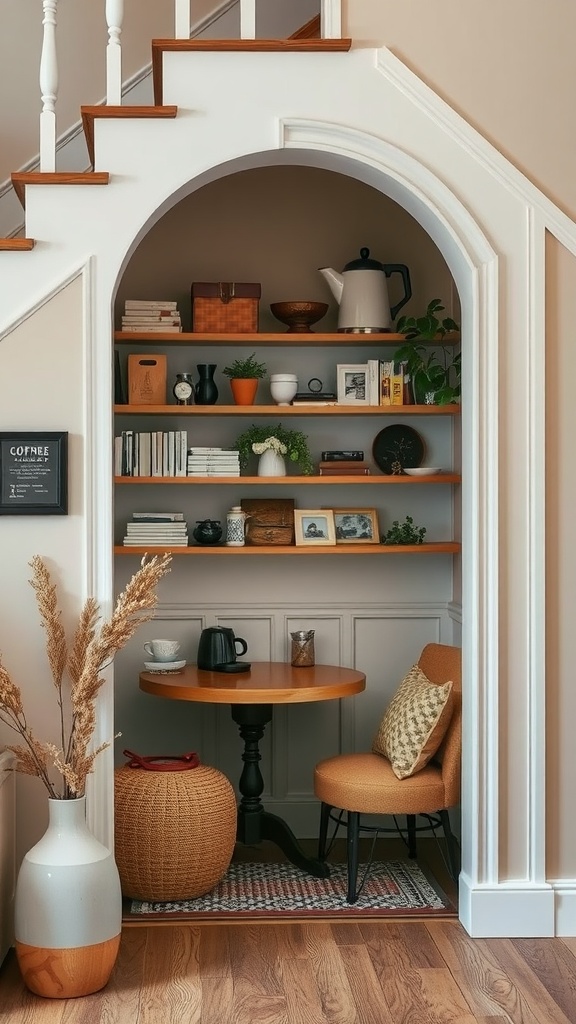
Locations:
139;662;366;877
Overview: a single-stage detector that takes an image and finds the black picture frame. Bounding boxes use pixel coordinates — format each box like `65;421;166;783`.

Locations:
0;432;68;515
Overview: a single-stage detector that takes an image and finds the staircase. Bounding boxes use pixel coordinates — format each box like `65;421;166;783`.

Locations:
0;10;344;255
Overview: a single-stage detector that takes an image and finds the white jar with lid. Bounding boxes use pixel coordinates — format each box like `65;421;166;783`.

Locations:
226;506;249;547
269;374;298;405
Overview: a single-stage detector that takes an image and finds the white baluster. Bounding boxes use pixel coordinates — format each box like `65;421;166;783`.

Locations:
106;0;123;105
39;0;58;172
174;0;191;39
320;0;342;39
240;0;256;39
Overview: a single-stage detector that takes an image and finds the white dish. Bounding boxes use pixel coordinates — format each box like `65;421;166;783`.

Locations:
143;659;186;672
404;467;442;476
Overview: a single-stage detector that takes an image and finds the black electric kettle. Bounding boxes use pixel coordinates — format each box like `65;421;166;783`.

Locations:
197;627;250;672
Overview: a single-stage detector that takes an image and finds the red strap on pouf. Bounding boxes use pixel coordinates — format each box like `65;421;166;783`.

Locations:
123;749;200;771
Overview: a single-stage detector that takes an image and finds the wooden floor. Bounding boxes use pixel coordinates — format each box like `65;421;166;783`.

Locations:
3;921;576;1022
3;841;576;1022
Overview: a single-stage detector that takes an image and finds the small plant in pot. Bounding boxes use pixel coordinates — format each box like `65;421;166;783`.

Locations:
222;353;267;406
382;515;427;545
395;299;460;406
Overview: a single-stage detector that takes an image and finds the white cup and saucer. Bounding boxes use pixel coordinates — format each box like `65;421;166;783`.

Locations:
143;639;185;672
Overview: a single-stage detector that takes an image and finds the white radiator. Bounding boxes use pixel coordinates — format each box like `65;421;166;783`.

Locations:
0;751;15;965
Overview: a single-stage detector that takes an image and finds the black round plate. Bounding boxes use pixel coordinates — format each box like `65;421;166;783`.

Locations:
372;424;425;475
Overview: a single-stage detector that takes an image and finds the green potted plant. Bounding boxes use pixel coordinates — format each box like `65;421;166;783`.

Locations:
382;515;427;545
222;352;267;405
233;423;314;475
395;299;460;406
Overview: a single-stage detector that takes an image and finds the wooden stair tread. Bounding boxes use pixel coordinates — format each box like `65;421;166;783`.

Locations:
11;172;110;208
152;37;352;104
0;238;35;251
152;38;351;51
80;105;178;166
290;16;320;39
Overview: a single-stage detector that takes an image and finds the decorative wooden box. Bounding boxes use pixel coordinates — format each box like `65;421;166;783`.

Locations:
191;282;261;333
127;354;167;405
241;498;295;546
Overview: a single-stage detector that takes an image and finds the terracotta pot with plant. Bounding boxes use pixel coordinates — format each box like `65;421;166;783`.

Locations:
0;553;172;998
222;352;267;405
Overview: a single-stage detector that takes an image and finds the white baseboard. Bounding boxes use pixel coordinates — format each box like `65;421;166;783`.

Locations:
549;879;576;937
459;873;556;936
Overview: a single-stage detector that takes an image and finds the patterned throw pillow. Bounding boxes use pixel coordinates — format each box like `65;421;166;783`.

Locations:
372;664;454;779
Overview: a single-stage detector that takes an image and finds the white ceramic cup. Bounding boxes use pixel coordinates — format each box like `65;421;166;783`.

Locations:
144;639;181;662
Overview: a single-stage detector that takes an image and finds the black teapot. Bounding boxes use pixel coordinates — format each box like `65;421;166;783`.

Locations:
197;627;250;672
192;519;223;545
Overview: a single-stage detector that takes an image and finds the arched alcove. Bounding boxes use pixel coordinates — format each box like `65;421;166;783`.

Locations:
106;136;497;937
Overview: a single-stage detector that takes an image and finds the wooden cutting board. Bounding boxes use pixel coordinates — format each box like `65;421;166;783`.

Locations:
127;354;167;405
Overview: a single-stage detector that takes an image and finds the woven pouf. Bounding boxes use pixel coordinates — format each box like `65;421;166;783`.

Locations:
114;763;237;901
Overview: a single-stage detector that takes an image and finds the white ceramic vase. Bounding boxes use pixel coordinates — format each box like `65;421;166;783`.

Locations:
14;796;122;998
258;449;286;476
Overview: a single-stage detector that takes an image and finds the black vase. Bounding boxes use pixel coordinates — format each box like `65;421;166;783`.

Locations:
192;519;223;545
194;364;218;405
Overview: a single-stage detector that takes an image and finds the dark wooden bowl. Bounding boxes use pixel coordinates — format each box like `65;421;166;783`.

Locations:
270;301;329;333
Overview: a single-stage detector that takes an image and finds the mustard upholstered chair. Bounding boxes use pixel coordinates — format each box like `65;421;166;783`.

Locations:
314;642;461;903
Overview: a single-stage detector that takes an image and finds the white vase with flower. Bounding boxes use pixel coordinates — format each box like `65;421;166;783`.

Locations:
0;553;172;998
253;436;287;476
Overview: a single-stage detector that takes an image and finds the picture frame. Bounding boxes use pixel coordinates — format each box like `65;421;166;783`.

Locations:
0;431;68;515
336;363;369;406
331;508;380;544
294;509;336;546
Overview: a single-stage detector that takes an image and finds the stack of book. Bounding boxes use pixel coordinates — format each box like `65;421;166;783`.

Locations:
186;447;241;476
121;299;182;333
122;511;189;547
318;460;371;475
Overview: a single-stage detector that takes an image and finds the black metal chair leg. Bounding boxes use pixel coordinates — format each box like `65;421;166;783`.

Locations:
407;814;417;858
346;811;360;903
439;809;460;880
318;801;332;861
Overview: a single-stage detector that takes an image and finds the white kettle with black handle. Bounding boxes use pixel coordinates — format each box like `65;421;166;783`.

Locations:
319;247;412;333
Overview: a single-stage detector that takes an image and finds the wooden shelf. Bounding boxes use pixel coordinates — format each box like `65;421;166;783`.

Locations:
114;542;461;556
114;331;460;346
114;403;460;416
114;474;460;485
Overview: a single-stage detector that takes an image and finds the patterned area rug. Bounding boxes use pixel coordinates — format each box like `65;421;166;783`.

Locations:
127;860;456;921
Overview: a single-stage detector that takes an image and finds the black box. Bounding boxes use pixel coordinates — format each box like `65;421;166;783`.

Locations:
321;450;364;461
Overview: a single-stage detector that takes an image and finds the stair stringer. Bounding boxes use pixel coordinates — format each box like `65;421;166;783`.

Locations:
1;44;576;936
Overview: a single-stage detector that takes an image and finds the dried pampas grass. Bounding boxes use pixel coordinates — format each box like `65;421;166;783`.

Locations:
0;553;172;798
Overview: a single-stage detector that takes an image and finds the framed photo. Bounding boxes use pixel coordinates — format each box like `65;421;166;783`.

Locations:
337;364;369;406
0;431;68;515
294;509;336;546
331;508;379;544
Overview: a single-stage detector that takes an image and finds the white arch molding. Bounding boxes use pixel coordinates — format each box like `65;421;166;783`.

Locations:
91;116;551;937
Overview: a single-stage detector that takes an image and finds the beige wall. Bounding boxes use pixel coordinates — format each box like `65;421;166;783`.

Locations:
116;165;458;329
0;278;86;861
347;1;576;220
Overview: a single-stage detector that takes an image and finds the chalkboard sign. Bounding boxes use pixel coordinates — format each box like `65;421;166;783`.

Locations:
0;432;68;515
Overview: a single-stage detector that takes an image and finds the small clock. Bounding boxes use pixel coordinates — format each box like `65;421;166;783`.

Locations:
173;373;194;405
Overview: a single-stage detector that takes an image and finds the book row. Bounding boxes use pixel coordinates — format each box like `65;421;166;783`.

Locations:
115;430;188;477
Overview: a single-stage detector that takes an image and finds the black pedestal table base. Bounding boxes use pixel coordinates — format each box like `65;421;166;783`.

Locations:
231;703;329;878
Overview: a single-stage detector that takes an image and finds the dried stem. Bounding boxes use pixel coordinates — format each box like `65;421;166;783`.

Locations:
0;553;172;798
